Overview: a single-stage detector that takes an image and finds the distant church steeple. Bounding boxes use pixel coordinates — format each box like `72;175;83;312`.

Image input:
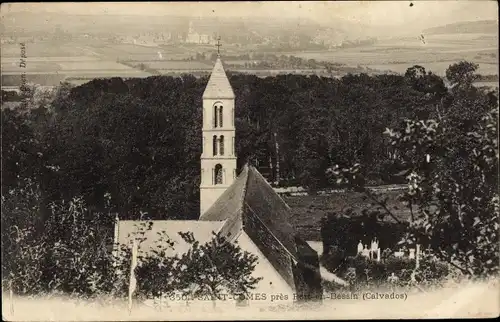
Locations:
200;46;237;217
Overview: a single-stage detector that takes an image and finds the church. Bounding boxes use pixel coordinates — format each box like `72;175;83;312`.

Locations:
114;53;324;305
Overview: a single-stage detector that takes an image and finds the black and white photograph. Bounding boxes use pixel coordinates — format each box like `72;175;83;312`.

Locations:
1;1;499;320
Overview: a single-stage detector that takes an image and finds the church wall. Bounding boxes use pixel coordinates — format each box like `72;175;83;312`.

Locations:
236;231;295;305
200;186;229;216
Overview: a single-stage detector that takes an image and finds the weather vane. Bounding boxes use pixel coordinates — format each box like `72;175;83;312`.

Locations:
216;36;222;55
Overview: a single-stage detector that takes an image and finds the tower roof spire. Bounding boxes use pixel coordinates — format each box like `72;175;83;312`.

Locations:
202;55;234;99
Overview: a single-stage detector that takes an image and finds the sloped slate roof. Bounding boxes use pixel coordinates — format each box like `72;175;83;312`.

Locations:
202;56;235;99
200;164;320;291
242;206;297;289
243;166;298;257
117;220;225;258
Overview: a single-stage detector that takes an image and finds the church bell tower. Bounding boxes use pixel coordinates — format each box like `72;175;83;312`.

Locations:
200;51;237;217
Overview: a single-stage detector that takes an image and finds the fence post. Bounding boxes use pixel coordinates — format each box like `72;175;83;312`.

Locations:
415;244;421;270
128;239;138;315
10;280;14;316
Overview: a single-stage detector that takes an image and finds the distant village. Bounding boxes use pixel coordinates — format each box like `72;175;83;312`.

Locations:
117;21;377;49
1;19;377;50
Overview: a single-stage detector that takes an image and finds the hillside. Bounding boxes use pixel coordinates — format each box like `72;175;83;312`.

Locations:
423;20;498;35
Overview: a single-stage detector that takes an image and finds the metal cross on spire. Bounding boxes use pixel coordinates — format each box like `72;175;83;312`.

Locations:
215;36;222;56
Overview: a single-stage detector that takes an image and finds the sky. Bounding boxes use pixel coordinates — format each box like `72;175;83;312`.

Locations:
2;1;498;30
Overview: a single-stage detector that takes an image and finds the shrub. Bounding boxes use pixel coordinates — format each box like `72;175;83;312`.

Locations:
336;252;449;291
320;245;346;272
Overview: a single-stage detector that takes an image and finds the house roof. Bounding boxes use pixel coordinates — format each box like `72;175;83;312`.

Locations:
243;165;298;257
200;164;320;290
201;165;297;254
202;56;235;99
117;220;225;258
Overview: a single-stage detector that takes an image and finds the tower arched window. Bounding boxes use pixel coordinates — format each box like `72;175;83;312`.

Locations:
214;164;223;185
213;106;218;128
219;106;223;127
219;135;225;156
212;135;218;156
213;104;223;128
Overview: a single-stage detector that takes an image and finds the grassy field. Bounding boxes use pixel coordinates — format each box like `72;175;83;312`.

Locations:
292;33;498;76
57;61;135;71
1;56;102;63
1;61;63;73
0;41;156;85
284;190;410;241
364;61;498;76
144;61;213;70
1;42;91;57
475;81;500;89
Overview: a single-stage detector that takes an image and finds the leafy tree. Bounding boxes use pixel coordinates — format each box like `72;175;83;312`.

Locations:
1;189;119;297
446;61;480;89
328;62;499;278
176;231;263;307
133;227;179;301
387;107;498;276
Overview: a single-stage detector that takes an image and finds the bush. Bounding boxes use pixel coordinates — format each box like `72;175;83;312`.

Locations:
332;252;450;291
320;245;346;272
413;252;450;288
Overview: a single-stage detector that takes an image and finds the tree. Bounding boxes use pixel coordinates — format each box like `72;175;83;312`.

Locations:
445;61;480;89
328;62;499;278
4;68;448;224
1;177;46;294
40;196;117;296
386;107;499;276
176;231;262;307
133;226;179;301
1;190;121;298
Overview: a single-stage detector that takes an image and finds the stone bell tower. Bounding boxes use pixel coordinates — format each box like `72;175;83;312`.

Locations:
199;52;237;217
